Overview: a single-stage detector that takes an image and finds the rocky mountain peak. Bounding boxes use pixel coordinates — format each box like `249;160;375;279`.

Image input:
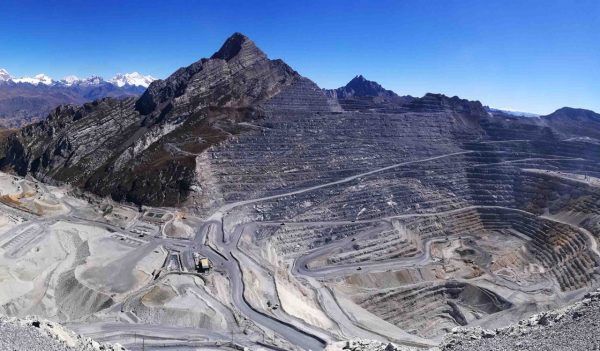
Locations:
136;32;297;118
334;75;398;98
210;32;266;62
350;74;369;85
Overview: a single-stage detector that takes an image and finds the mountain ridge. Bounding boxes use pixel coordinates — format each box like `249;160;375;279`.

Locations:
0;68;156;87
0;32;597;208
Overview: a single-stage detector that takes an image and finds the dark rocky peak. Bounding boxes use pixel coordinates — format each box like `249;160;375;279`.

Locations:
334;75;398;98
135;32;298;122
210;32;266;62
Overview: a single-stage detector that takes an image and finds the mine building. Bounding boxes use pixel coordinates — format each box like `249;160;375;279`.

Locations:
196;257;211;272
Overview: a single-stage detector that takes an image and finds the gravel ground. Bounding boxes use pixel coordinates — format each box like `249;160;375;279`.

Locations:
3;290;600;351
439;289;600;351
335;289;600;351
0;315;125;351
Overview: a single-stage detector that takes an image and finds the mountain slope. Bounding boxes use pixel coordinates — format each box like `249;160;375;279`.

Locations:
0;33;317;206
542;107;600;140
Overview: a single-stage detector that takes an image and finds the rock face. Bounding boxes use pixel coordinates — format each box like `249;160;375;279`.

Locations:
135;32;300;119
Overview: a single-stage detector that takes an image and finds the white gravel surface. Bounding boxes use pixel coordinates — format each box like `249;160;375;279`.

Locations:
0;315;126;351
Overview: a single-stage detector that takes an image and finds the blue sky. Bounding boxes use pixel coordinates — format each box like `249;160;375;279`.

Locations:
0;0;598;114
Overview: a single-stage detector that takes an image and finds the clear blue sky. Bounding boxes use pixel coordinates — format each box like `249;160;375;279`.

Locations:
0;0;598;114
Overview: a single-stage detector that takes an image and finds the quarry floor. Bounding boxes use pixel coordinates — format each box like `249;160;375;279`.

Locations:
0;148;599;350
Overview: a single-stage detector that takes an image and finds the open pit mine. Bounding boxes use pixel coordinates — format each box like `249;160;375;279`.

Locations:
0;33;600;351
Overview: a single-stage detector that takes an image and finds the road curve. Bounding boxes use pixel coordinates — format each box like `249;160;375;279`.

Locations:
194;221;327;351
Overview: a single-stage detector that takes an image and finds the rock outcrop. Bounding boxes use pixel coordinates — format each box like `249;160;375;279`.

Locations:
438;289;600;351
0;314;126;351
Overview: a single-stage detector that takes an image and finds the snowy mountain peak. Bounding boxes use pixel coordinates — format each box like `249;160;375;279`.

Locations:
0;68;11;81
0;68;155;88
61;75;80;85
81;76;105;85
60;75;109;86
13;73;54;85
109;72;155;88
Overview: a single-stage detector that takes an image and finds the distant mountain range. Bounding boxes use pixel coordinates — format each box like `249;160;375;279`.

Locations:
0;69;155;128
0;69;155;88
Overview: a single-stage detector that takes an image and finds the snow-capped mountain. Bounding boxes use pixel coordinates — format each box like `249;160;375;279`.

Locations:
109;72;156;88
0;69;11;81
0;69;55;85
60;75;106;86
12;73;54;85
0;68;156;128
61;75;82;85
0;68;156;88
